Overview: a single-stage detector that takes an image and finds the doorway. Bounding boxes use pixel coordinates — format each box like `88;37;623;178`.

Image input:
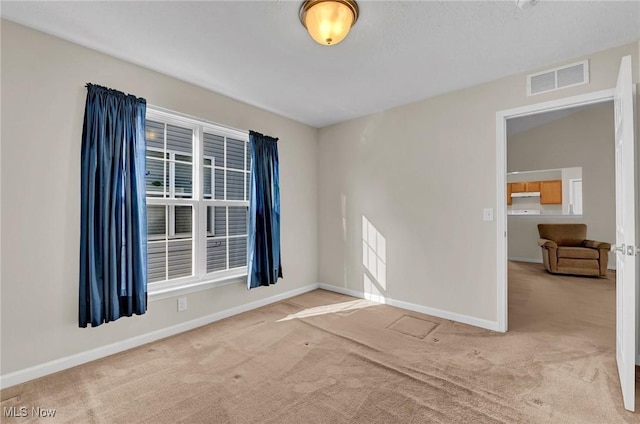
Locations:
504;101;618;412
495;56;638;412
505;101;614;267
495;88;616;332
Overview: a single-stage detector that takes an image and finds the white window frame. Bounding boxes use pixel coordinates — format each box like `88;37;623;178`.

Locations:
147;147;194;240
145;106;250;301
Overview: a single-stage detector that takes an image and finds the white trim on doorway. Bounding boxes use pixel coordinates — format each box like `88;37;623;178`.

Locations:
495;88;615;333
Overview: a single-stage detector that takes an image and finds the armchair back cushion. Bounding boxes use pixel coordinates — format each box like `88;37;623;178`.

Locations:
538;224;587;247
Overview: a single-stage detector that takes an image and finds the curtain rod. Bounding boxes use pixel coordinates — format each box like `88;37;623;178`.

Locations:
85;83;146;102
250;130;278;142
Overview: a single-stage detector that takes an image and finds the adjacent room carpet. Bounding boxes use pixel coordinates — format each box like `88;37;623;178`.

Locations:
2;261;638;423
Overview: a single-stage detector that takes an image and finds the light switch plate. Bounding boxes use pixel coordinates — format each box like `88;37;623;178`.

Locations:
483;208;494;221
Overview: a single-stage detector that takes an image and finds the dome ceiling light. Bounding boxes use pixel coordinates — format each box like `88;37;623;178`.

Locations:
299;0;359;46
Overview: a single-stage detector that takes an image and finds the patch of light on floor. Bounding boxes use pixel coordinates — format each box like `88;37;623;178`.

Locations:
277;299;377;322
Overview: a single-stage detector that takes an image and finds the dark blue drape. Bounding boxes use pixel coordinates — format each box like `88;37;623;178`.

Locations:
247;131;282;289
79;84;148;327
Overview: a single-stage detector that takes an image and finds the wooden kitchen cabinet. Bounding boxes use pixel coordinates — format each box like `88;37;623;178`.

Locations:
540;180;562;204
509;181;541;193
507;179;559;206
507;181;540;205
525;181;540;192
510;182;526;193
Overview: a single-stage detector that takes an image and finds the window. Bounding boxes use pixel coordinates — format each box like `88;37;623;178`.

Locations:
145;107;250;295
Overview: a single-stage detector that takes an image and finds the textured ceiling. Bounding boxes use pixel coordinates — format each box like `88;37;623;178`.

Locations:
2;1;639;128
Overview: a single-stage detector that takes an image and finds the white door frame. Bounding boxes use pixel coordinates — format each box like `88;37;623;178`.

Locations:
569;178;583;215
495;88;615;332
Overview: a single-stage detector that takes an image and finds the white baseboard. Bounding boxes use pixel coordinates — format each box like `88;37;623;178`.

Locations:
0;283;319;390
317;283;500;331
508;256;616;270
318;283;385;303
508;257;542;264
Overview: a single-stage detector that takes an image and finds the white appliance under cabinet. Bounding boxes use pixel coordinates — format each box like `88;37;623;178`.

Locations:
508;209;541;215
510;192;541;198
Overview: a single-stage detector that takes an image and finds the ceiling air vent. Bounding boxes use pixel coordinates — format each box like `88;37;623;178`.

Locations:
527;60;589;96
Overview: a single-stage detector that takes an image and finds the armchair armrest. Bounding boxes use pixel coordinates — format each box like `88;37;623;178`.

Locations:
583;240;611;250
538;238;557;249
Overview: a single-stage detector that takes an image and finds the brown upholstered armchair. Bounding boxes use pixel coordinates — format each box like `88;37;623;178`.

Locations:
537;224;611;277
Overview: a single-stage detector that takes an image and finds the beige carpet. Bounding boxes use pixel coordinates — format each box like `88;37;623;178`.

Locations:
2;261;639;423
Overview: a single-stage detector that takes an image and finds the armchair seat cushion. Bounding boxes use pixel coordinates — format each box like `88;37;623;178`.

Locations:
557;246;599;260
557;258;599;270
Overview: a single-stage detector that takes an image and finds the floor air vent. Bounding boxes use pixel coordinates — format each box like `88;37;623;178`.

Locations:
527;60;589;96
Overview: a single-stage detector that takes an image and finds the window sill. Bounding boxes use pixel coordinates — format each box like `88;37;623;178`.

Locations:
148;271;247;302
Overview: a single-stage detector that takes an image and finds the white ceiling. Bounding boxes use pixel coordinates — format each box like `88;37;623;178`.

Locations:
2;1;639;128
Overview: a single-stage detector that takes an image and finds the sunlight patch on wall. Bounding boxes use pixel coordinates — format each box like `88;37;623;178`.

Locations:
362;216;387;301
342;194;348;242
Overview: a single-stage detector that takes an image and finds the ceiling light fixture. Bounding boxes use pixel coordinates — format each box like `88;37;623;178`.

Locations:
299;0;359;46
515;0;538;10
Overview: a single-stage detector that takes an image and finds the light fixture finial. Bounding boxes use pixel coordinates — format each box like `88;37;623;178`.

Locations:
299;0;359;46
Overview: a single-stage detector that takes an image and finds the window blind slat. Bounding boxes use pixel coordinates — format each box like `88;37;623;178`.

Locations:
204;133;224;167
245;173;250;201
215;169;224;200
146;120;165;150
207;239;227;272
229;237;247;268
145;158;168;195
226;170;244;200
227;138;244;170
174;206;192;236
167;124;193;154
147;242;167;282
174;162;192;197
168;240;192;279
228;207;247;235
214;206;226;236
204;167;212;197
147;205;166;236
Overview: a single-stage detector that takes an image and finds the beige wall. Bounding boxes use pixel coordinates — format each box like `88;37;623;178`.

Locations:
507;103;615;266
318;42;639;323
2;19;639;379
0;21;318;375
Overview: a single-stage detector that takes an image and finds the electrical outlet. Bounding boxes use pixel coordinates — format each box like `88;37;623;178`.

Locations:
177;297;187;312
